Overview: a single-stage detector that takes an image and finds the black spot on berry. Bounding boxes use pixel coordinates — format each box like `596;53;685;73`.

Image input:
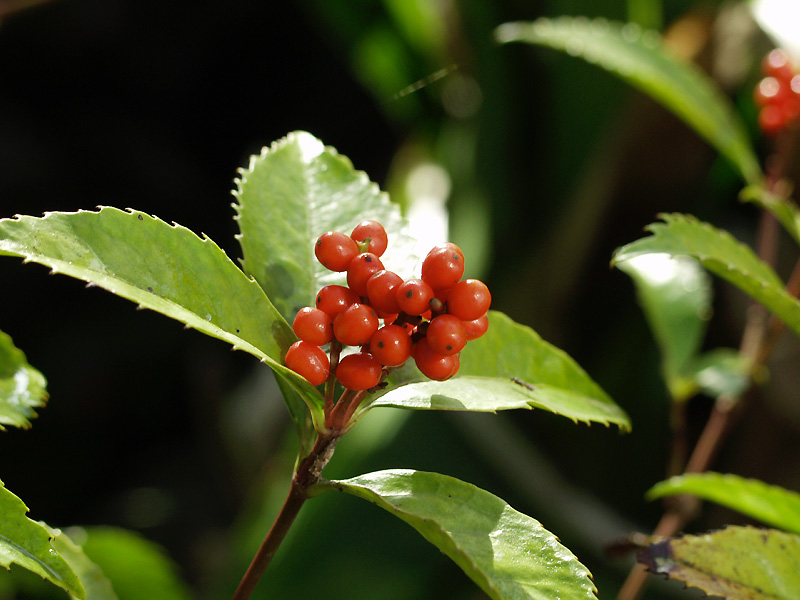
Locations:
405;290;413;298
365;256;373;263
377;341;385;348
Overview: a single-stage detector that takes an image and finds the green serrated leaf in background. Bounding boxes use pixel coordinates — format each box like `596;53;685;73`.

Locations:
639;525;800;599
647;472;800;535
0;329;48;430
363;311;630;430
78;527;190;600
613;213;800;340
495;16;762;186
616;254;711;401
0;480;84;599
234;130;419;324
313;469;598;600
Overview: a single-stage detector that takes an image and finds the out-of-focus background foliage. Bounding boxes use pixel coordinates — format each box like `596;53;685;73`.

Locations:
1;0;799;598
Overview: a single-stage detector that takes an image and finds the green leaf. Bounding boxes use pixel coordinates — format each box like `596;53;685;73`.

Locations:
741;185;800;246
0;480;84;598
639;525;800;599
685;348;750;399
0;329;47;430
647;473;800;535
79;527;191;600
234;130;419;324
613;213;800;340
616;254;711;401
0;207;325;431
313;469;597;600
495;17;762;185
363;311;630;430
48;528;118;600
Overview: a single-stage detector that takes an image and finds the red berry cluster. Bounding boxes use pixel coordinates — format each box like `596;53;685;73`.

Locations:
285;220;490;391
754;49;800;137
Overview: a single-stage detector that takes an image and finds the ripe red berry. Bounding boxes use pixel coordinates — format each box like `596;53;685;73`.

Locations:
315;231;359;272
333;303;379;346
462;314;489;340
351;220;388;256
396;278;434;316
285;341;330;386
336;352;383;390
369;324;413;366
426;314;467;356
762;49;794;82
347;252;384;297
446;279;491;321
421;243;465;291
413;338;460;381
366;270;403;313
292;306;334;346
316;285;359;318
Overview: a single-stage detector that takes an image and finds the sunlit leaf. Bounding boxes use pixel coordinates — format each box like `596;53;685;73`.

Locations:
647;473;800;535
495;17;761;185
613;213;800;339
0;329;47;430
0;480;84;598
0;207;325;431
313;469;597;600
639;526;800;599
234;130;418;324
362;311;630;430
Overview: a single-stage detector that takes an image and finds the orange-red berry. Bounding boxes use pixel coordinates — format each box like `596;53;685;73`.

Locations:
347;252;384;297
421;243;465;291
462;314;489;340
366;270;404;313
334;303;379;346
315;231;359;272
413;338;460;381
426;314;467;356
396;278;434;316
316;285;359;318
447;279;491;321
292;306;334;346
285;341;330;386
369;324;413;366
351;220;389;256
336;352;383;390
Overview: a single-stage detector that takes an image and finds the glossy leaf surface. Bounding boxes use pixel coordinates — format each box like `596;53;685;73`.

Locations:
495;17;761;185
0;481;84;598
647;472;800;535
314;469;597;600
639;526;800;599
234;130;418;324
613;213;800;339
364;312;630;430
0;207;325;431
0;329;47;430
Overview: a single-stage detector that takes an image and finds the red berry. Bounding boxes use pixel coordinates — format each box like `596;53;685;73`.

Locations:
336;352;383;390
351;220;388;256
762;49;794;82
462;314;489;340
366;270;403;313
334;303;379;346
760;103;790;137
396;278;434;316
293;306;334;346
316;285;359;318
447;279;491;321
369;325;413;366
426;314;467;356
413;338;459;381
315;231;359;272
347;252;384;297
421;243;465;291
754;76;788;107
285;341;330;386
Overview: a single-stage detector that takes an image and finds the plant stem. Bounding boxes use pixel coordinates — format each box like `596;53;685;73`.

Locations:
232;432;339;600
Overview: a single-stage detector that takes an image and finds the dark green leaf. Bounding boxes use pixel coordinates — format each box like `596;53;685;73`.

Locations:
613;213;800;339
0;480;84;598
0;207;325;431
234;130;418;324
0;329;47;430
313;469;597;600
741;185;800;246
362;312;630;430
647;473;800;535
495;17;761;185
80;527;191;600
616;254;711;401
639;526;800;599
